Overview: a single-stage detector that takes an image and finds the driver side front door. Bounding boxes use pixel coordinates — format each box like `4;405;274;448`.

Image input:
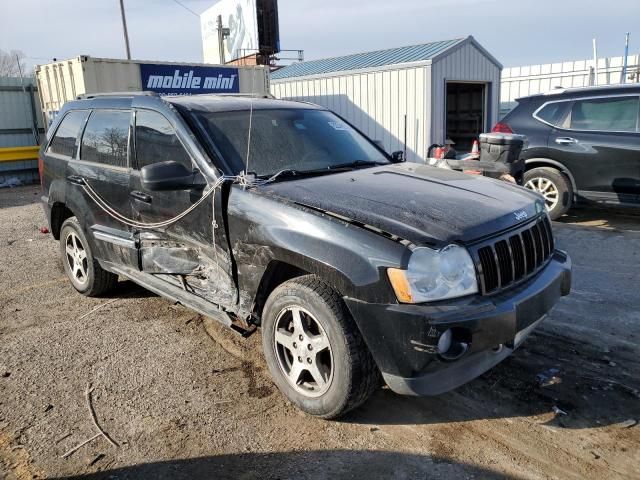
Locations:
129;108;237;309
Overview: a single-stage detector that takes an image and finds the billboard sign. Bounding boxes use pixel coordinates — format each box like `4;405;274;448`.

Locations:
201;0;259;64
139;63;240;95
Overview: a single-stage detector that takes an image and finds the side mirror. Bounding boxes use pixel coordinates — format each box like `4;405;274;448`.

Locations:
391;151;406;163
140;161;202;191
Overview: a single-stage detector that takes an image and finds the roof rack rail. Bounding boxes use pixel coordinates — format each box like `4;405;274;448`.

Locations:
76;91;159;100
204;93;275;99
534;83;640;97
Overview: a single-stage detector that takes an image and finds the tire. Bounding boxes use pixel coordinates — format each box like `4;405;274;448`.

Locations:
60;217;118;296
524;167;573;220
261;275;379;419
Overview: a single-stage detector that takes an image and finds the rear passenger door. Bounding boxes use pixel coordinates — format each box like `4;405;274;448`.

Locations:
129;109;237;308
65;108;138;267
549;95;640;199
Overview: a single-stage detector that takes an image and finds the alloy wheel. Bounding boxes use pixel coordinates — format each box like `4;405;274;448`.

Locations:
273;306;333;397
525;177;559;212
65;232;89;285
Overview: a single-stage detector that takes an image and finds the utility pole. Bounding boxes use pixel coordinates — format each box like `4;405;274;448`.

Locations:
621;33;630;84
592;38;599;86
119;0;132;60
216;15;229;64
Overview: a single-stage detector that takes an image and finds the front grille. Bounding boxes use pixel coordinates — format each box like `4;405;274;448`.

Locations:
472;216;554;295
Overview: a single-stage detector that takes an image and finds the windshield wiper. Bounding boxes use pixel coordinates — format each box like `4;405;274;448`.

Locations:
257;161;385;183
256;169;300;181
327;160;385;170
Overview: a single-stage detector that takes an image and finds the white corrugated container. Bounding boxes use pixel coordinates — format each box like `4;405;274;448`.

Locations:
271;36;501;161
35;56;270;127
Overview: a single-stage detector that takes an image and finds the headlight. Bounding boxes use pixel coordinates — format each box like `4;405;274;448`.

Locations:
387;245;478;303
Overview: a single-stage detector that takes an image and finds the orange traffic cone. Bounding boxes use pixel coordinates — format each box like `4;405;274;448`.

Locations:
464;140;482;175
471;140;480;157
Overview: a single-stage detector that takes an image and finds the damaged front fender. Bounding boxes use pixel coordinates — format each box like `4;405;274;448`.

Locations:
227;187;411;315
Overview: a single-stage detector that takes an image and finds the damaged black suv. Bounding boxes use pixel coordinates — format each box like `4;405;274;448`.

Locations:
40;93;571;418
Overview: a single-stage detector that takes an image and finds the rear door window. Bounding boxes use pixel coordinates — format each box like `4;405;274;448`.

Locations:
47;110;90;157
80;110;131;167
569;96;639;132
134;110;192;170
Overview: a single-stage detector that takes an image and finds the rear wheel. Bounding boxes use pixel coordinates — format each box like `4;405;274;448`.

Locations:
261;275;379;419
524;167;572;220
60;217;118;296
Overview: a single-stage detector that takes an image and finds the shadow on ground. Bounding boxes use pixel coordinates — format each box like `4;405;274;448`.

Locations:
556;205;640;232
101;280;158;300
340;330;639;429
49;449;515;480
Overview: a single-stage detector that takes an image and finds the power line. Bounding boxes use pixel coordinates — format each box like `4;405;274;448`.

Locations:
169;0;200;17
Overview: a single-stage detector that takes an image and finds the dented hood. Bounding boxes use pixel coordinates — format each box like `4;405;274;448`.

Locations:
260;163;545;246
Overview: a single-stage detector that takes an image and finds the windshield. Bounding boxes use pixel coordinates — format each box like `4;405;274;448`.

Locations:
192;108;389;177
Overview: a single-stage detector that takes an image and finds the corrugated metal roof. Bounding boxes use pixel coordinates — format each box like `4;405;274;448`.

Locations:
272;37;465;80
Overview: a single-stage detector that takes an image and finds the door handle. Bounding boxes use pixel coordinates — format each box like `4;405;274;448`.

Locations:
67;175;85;185
130;191;152;203
555;137;578;145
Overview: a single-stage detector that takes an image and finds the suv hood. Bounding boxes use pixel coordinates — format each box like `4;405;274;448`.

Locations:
260;163;545;246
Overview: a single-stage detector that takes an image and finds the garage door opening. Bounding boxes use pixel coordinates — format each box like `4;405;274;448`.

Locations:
446;82;487;152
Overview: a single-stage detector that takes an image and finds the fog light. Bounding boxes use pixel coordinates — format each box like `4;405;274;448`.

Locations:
437;329;453;354
437;327;471;361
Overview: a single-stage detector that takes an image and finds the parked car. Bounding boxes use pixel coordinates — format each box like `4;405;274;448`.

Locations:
493;84;640;219
40;93;571;418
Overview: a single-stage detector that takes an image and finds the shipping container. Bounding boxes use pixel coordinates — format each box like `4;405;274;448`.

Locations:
271;36;502;160
35;56;270;128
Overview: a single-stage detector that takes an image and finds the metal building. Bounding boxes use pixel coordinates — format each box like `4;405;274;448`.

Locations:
271;36;502;160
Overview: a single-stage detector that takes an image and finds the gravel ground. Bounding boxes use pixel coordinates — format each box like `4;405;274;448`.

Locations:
1;185;639;479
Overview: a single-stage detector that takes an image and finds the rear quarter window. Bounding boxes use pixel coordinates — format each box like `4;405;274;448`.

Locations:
535;102;567;126
80;110;131;167
47;110;90;157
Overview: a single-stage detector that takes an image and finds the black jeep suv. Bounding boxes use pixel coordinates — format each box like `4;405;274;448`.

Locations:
40;93;571;418
494;84;640;219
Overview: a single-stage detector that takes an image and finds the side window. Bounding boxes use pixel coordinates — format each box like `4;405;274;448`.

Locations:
135;110;192;170
80;110;131;167
569;96;639;132
535;101;567;126
48;110;89;157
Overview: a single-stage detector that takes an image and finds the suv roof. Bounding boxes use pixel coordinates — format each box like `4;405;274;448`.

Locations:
517;83;640;103
168;94;323;113
65;92;322;113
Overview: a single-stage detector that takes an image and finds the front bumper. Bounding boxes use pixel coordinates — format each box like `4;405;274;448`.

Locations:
345;250;571;396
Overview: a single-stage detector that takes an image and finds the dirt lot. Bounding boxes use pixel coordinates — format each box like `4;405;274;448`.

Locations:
1;185;639;479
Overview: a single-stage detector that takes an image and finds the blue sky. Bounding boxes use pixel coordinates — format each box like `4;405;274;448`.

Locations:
1;0;638;71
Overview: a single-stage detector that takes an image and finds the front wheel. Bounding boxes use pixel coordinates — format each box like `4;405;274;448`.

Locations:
261;275;379;419
524;167;573;220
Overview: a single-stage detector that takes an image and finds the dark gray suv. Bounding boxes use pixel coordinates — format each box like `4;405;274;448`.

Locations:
493;84;640;219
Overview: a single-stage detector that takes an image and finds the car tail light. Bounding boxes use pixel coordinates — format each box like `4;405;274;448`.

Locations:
38;155;44;187
491;122;514;134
